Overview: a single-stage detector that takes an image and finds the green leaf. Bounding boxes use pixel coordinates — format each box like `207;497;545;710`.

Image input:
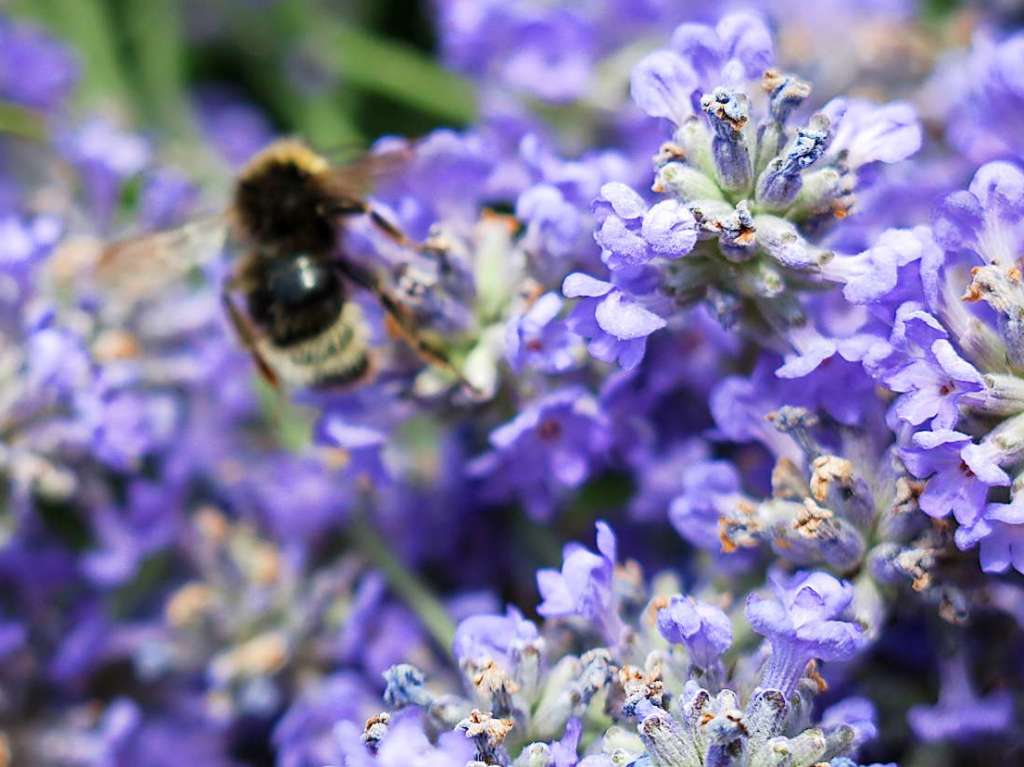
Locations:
348;516;457;654
320;20;477;125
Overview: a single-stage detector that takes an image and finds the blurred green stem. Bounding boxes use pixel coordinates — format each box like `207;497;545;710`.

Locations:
0;102;46;142
255;378;315;453
320;18;477;125
230;0;476;141
119;0;197;141
223;0;362;146
348;515;456;655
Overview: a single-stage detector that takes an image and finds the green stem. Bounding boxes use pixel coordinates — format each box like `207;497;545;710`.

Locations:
0;102;46;142
348;516;456;655
229;0;476;132
119;0;197;141
514;513;562;568
274;87;363;150
320;19;477;125
219;0;363;146
255;378;314;453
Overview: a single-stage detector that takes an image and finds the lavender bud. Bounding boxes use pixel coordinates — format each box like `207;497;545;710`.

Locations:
755;116;830;209
736;259;786;298
654;161;724;204
877;475;927;541
701;88;753;195
783;727;827;765
821;723;857;761
788;167;847;221
962;373;1024;417
512;743;551;767
361;712;390;753
747;736;796;767
754;215;832;270
533;647;615;738
766;406;822;459
763;70;813;126
866;543;905;585
637;708;702;767
771;457;809;501
743;688;788;757
716;200;757;260
704;709;748;767
470;660;521;718
458;709;515;766
576;649;614;706
758;498;866;572
962;264;1024;367
678;682;713;753
382;663;433;709
754;71;812;174
690;199;742;238
603;724;647;767
673;117;716;179
809;455;875;530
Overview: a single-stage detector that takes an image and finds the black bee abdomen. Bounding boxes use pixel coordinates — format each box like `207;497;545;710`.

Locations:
313;350;371;389
234;160;337;255
248;254;345;346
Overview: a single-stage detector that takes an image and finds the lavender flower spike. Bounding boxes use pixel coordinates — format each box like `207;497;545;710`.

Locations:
746;571;867;698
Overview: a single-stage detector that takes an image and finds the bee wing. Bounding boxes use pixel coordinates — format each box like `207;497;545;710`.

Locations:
316;141;378;166
320;143;415;204
0;134;77;217
95;212;230;302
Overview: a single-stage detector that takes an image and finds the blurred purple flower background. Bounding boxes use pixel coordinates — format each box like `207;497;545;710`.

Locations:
1;1;1023;765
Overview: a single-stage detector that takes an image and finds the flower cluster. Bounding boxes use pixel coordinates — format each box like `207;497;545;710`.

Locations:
563;12;921;377
328;524;879;767
861;161;1024;576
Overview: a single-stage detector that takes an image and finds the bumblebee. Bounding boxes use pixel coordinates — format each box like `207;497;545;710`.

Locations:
97;139;464;390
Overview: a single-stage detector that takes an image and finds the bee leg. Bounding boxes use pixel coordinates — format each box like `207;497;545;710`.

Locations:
380;312;452;370
335;260;404;315
336;261;479;395
384;312;482;398
220;285;280;389
361;203;421;251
